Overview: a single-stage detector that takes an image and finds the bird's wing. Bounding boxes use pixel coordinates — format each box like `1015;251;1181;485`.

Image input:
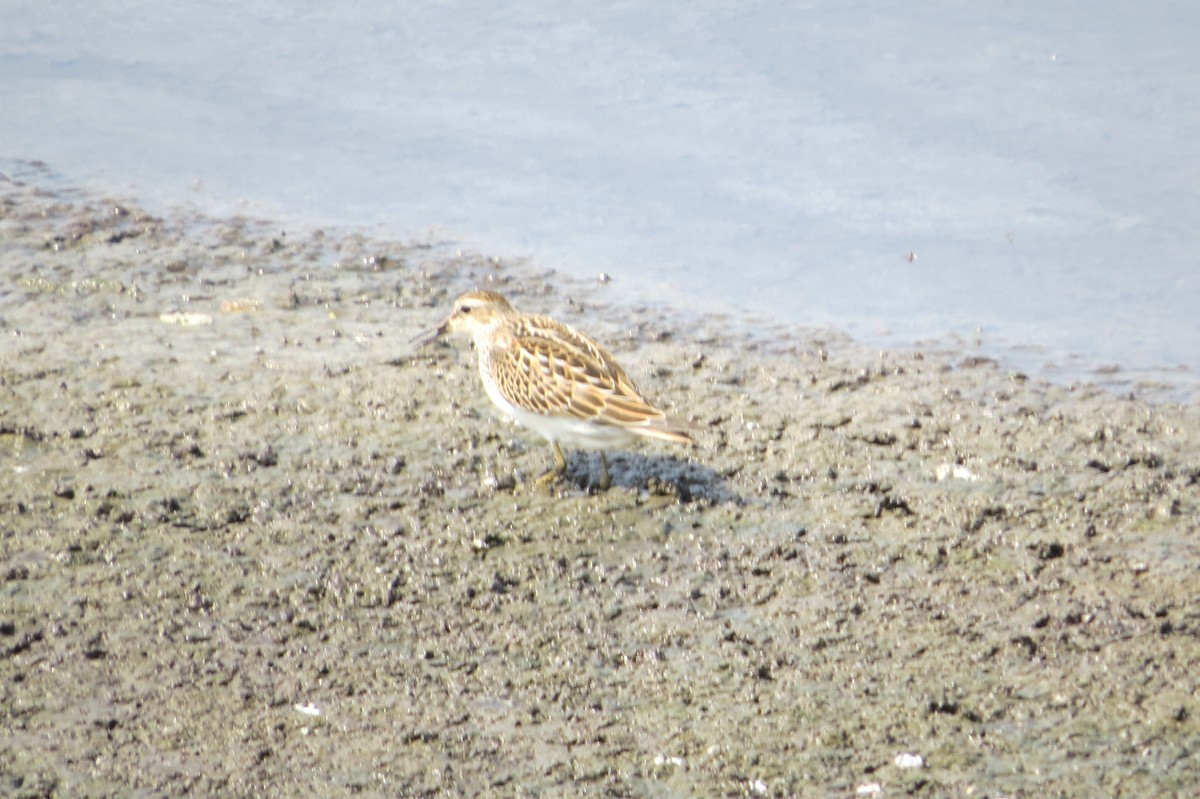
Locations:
487;319;695;444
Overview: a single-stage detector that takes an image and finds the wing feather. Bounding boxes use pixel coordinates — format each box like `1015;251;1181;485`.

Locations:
485;316;694;444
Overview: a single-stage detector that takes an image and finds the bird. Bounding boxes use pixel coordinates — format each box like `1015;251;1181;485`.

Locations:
423;290;694;489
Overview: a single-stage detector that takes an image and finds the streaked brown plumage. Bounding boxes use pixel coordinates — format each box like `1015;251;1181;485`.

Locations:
430;290;693;488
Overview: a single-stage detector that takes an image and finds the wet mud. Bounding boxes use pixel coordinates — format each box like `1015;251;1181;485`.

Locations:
2;165;1198;797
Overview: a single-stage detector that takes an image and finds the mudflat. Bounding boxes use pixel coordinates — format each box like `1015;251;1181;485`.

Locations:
2;168;1197;797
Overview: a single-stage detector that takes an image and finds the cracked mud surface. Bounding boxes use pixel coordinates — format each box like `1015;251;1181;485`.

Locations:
2;167;1198;797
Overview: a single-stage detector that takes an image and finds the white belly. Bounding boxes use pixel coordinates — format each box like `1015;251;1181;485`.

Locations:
482;373;635;450
506;404;637;449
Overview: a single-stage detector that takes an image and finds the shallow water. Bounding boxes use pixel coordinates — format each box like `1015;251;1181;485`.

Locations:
3;1;1199;395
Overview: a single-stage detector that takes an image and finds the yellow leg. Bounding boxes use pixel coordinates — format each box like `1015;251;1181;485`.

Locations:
535;441;568;487
534;444;612;491
598;451;612;491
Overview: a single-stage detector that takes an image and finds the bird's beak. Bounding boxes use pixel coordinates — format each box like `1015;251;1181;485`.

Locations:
409;319;450;348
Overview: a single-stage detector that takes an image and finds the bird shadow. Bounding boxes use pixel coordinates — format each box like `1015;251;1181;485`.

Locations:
564;451;740;504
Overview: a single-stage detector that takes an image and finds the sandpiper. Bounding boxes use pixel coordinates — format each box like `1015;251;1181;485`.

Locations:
424;290;694;489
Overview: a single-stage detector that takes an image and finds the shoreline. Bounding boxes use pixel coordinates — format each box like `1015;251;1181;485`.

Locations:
2;171;1197;796
8;157;1195;404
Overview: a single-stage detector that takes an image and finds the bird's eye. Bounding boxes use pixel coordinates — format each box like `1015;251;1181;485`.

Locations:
459;305;471;314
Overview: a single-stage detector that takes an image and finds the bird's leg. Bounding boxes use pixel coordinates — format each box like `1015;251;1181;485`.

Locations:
535;441;568;487
598;451;612;491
